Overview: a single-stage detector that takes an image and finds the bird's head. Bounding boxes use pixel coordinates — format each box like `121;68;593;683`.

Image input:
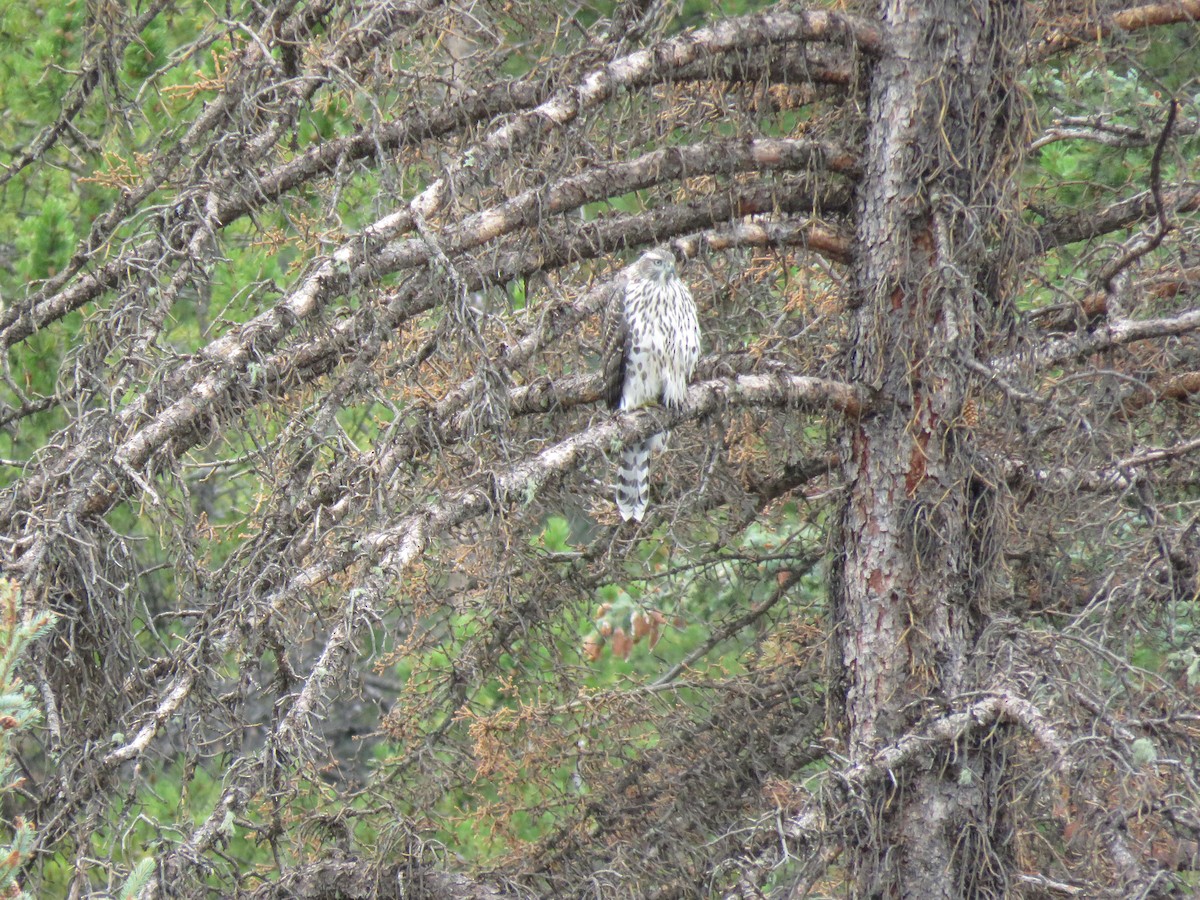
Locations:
636;248;677;283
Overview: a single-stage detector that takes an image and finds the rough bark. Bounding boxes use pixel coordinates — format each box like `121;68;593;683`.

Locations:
835;0;1026;894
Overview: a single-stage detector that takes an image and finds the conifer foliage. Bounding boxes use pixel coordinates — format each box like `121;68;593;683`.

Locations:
0;580;54;900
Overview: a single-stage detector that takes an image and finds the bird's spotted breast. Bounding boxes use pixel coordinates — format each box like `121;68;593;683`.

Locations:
612;249;701;519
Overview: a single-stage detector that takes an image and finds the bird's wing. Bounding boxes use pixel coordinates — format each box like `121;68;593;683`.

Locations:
600;285;630;411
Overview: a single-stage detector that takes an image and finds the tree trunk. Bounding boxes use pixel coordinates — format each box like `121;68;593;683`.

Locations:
837;0;1025;895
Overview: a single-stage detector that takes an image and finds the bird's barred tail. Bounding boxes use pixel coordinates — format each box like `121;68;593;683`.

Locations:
616;437;653;522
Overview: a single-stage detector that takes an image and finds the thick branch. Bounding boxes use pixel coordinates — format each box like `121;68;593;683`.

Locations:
105;370;860;894
2;8;875;350
997;306;1200;375
841;692;1071;785
1034;0;1200;56
411;9;881;220
2;179;848;557
274;371;864;604
0;0;377;338
1034;185;1200;253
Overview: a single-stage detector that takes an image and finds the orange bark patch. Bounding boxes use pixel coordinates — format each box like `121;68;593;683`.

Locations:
868;569;885;593
905;418;932;495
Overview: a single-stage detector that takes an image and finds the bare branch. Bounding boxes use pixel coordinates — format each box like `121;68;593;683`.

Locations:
1034;0;1200;56
1100;99;1179;289
1033;184;1200;254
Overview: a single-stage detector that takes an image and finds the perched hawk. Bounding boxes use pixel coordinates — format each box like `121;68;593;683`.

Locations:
601;249;701;521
